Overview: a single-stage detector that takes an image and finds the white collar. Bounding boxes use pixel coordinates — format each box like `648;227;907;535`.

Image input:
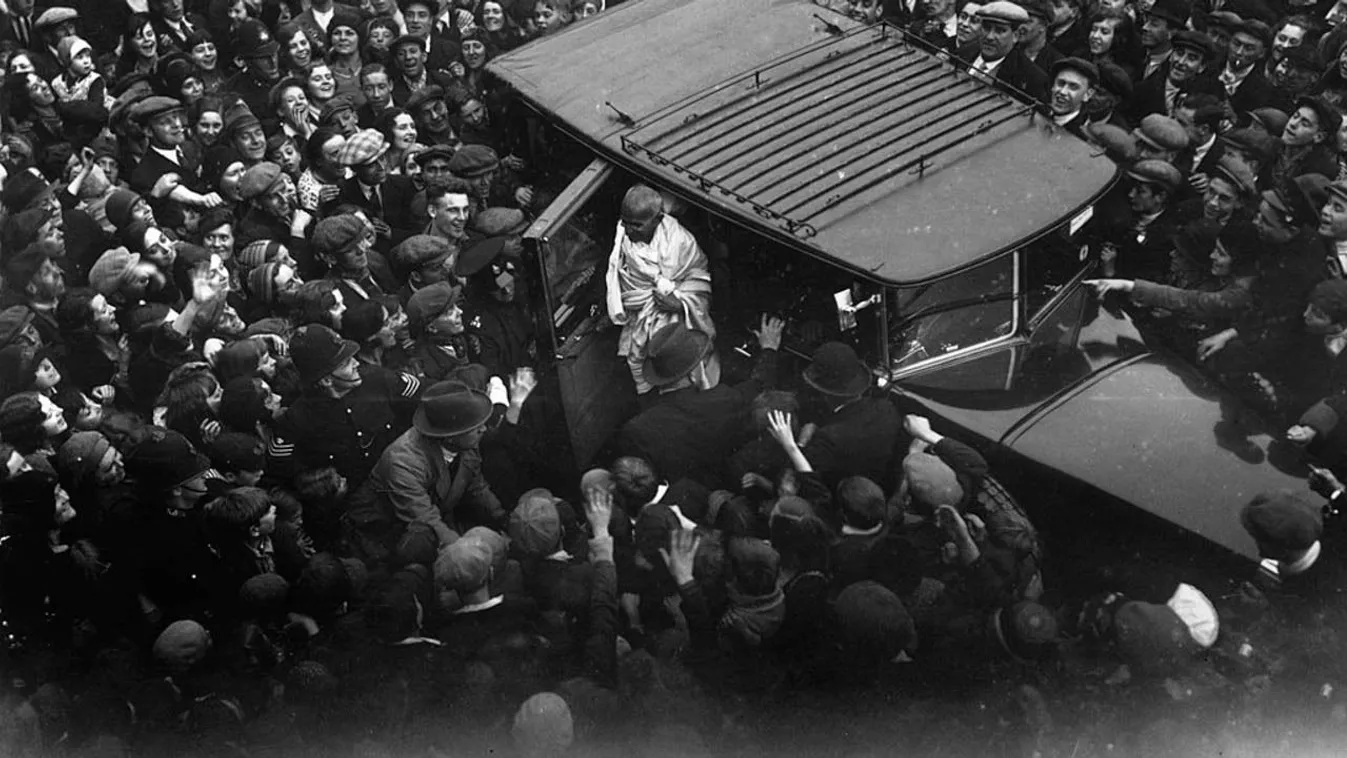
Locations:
454;594;505;614
1281;540;1322;576
151;144;182;163
1053;109;1081;126
841;522;884;536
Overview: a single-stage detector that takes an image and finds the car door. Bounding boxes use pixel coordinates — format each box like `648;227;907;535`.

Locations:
524;157;639;469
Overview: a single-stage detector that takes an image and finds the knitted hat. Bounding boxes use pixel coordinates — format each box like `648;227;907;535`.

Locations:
239;573;290;617
902;452;963;508
1113;601;1198;675
832;581;916;660
512;693;574;756
238;240;284;272
152;620;212;669
435;533;495;592
510;488;563;557
1240;490;1324;560
89;248;141;297
247;262;282;305
56;431;112;487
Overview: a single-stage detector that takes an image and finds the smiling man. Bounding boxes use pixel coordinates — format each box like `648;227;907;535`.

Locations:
129;96;220;233
1130;29;1215;123
1220;19;1276;116
956;1;1048;103
1048;56;1095;131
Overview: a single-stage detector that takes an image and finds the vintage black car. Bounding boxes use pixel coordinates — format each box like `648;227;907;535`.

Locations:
488;0;1309;570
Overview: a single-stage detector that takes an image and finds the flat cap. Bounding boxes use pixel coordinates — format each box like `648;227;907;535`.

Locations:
447;144;499;178
1095;60;1132;100
406;282;461;336
1126;159;1183;192
976;1;1029;24
130;96;185;124
1218;126;1276;162
318;94;356;124
1133;114;1190;152
1017;0;1051;20
1233;18;1272;46
1050;56;1098;84
471;207;529;237
1249;107;1288;138
239;162;285;201
1171;30;1215;58
435;533;494;592
391;234;452;271
391;33;424;51
1147;0;1190;26
1204;10;1243;28
336;128;389;166
312;214;367;255
1208;155;1257;197
405;85;446;114
1241;490;1323;560
1327;180;1347;203
1282;43;1323;71
414;144;455;166
34;7;78;28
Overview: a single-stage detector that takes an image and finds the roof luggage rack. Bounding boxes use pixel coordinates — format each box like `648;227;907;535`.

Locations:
619;22;1038;240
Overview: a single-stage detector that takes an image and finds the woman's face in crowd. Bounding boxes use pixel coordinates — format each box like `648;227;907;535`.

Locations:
133;22;157;58
220;160;247;200
272;140;301;175
259;379;283;418
130;198;155;225
392;112;417;149
89;294;119;335
534;1;566;33
54;484;75;525
482;1;506;30
204;223;234;260
196;110;223;145
461;39;487;69
331;25;360;55
273;263;302;298
307;64;336;102
143;226;177;267
26;74;55;107
235;124;267;161
32;358;61;391
8;53;33;77
192;41;218;70
288;30;312;68
280;84;309;116
319;134;346;170
180;76;205;103
39;395;67;436
1089;19;1117;55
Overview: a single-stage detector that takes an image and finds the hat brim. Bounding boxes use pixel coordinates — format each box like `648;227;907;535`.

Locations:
242;41;280;58
802;360;871;397
303;338;360;385
412;392;494;438
642;330;712;387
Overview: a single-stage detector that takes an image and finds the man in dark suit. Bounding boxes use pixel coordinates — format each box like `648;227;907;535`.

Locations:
615;317;783;491
147;0;208;55
330;128;422;253
799;341;905;491
1104;159;1187;282
956;2;1048;104
1047;57;1096;134
389;34;459;108
1220;19;1277;118
127;96;216;234
0;0;38;49
1128;30;1216;123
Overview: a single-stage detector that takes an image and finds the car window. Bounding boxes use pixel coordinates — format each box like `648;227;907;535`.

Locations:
888;254;1017;371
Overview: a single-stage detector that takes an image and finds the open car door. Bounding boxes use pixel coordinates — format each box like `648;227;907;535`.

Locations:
524;158;639;469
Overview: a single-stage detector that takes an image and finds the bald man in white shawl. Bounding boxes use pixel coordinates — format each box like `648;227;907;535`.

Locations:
604;185;715;395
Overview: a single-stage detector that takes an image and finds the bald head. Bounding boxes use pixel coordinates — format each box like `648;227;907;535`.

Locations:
620;185;664;243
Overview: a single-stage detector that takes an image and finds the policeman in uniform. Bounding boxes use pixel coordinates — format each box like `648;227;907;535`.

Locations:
280;324;421;488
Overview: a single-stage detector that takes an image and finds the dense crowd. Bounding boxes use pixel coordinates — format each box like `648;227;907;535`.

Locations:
3;0;1347;754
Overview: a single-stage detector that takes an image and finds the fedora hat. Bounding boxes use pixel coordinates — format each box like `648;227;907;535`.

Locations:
642;323;712;387
803;341;870;397
413;384;494;438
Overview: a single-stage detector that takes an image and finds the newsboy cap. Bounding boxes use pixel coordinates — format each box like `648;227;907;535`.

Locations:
130;96;185;124
336;129;389;166
1241;490;1323;560
34;7;78;28
1171;30;1215;58
1126;159;1183;192
391;234;453;272
447;144;499;178
406;282;461;336
976;1;1030;24
312;214;367;256
1050;57;1098;85
239;162;285;201
1133;114;1190;152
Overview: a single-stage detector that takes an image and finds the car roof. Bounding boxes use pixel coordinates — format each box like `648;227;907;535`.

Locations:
489;0;1119;284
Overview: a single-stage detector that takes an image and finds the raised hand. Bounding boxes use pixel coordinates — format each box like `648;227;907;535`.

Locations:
658;528;701;586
